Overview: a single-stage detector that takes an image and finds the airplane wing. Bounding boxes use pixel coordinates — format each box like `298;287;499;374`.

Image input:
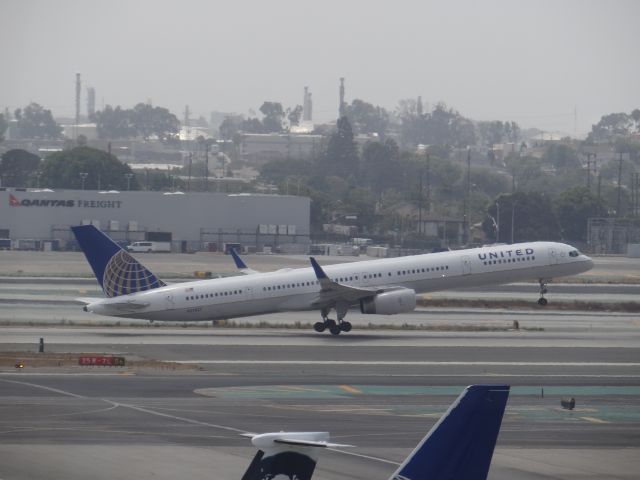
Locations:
309;257;385;307
230;248;259;275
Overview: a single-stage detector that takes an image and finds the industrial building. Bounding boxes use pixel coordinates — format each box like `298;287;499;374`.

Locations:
0;188;310;253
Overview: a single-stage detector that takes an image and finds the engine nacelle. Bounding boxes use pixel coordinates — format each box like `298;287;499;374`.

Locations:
359;288;416;315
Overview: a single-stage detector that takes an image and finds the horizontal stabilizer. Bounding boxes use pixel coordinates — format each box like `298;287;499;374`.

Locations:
74;297;103;305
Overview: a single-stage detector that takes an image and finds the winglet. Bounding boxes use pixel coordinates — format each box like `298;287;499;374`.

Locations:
230;248;259;275
242;432;340;480
230;248;248;269
389;384;510;480
309;257;328;280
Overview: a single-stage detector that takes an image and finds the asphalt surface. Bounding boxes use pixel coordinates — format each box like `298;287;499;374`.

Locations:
0;252;639;479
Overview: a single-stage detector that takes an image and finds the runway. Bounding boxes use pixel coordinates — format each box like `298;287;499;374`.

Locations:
1;253;639;479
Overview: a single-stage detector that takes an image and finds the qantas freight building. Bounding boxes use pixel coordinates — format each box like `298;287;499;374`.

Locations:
0;189;310;252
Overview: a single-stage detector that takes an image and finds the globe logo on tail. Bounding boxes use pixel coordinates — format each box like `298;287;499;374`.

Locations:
102;250;165;297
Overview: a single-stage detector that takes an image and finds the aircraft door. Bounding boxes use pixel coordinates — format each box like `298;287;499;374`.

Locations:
461;255;472;275
361;272;371;286
244;286;253;300
548;248;559;264
165;293;174;309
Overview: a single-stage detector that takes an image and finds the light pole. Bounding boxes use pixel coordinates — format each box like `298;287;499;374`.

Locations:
124;173;134;191
79;172;88;190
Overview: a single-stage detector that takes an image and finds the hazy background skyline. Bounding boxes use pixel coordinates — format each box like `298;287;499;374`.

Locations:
1;0;638;136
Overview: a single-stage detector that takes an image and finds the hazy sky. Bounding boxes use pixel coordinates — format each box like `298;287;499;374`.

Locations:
1;0;638;136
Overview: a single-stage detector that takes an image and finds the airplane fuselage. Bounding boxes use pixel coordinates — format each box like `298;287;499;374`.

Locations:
84;241;593;322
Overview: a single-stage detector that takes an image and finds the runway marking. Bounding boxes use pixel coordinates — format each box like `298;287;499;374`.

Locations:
112;401;248;435
176;360;640;367
581;416;610;424
0;379;86;398
339;385;362;394
327;447;400;466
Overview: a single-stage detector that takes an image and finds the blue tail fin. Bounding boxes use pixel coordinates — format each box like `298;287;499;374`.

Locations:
390;385;510;480
71;225;165;298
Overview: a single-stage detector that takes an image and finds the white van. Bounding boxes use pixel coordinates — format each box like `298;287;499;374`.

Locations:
126;241;171;253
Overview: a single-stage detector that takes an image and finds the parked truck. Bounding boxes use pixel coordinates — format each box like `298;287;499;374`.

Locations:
125;241;171;253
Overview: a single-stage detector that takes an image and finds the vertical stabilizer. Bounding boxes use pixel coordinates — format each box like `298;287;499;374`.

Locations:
389;385;510;480
71;225;165;298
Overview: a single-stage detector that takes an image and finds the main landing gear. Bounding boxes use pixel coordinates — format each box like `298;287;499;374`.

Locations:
538;278;549;306
313;306;352;335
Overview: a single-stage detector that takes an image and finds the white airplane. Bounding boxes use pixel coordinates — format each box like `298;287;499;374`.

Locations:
71;225;593;334
240;384;510;480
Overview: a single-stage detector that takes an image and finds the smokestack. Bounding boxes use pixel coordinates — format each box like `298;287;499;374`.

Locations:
307;92;313;122
75;72;81;130
87;87;96;119
339;77;345;118
303;86;312;122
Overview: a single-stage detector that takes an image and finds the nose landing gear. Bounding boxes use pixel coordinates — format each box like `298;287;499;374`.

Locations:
538;279;548;306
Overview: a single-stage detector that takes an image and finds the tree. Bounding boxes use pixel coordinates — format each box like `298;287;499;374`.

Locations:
39;147;139;190
587;111;640;142
0;113;7;142
286;105;303;127
360;139;401;195
324;116;359;177
219;115;242;140
0;149;41;187
482;192;560;243
398;101;477;150
345;99;390;137
131;103;180;141
94;105;135;139
259;102;285;133
555;186;605;242
543;144;582;172
14;102;62;139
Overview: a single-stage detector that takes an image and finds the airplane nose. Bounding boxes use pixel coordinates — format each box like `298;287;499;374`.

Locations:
584;256;594;270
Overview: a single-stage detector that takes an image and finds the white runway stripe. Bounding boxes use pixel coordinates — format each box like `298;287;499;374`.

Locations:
175;360;640;366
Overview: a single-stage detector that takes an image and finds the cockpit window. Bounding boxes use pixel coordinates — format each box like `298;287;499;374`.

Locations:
569;250;580;257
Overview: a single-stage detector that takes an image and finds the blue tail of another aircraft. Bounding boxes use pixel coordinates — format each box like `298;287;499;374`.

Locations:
71;225;165;298
390;385;510;480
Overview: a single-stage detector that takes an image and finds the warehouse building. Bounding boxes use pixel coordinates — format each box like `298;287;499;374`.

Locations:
0;188;310;253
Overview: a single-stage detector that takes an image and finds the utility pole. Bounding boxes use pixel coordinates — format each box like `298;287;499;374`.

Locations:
510;201;515;244
464;148;471;245
187;152;192;192
585;152;596;190
204;142;210;192
617;152;623;217
418;170;423;236
425;153;431;213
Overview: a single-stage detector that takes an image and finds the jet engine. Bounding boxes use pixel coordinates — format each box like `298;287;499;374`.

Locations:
359;288;416;315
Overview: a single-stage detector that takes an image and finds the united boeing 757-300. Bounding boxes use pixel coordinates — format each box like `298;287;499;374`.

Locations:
71;225;593;334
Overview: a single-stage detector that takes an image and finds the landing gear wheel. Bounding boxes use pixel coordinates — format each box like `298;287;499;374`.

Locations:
340;321;352;332
325;319;337;329
538;279;549;306
314;322;326;333
329;324;341;335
